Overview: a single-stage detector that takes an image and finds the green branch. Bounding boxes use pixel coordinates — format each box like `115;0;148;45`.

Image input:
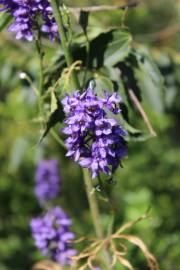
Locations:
50;0;80;90
83;169;104;239
83;169;113;269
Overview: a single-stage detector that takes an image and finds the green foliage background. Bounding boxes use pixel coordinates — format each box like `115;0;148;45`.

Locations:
0;0;180;269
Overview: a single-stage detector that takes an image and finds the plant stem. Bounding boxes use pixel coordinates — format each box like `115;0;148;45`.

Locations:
83;169;103;239
83;32;90;88
128;89;156;137
35;37;44;95
50;129;66;150
35;37;44;126
83;169;112;269
69;2;139;13
50;0;80;90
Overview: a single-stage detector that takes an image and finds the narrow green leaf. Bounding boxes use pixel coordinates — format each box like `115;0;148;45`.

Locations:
50;89;58;114
79;11;89;32
39;103;64;144
0;13;12;32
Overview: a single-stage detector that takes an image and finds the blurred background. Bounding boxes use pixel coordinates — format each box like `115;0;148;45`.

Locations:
0;0;179;269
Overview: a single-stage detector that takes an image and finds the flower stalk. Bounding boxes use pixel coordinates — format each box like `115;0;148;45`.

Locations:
35;36;45;126
50;0;80;90
35;36;44;95
83;169;103;239
50;1;112;267
83;169;113;269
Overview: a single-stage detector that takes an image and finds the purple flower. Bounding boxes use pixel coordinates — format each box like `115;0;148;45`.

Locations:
103;91;122;114
61;87;128;179
30;206;76;266
0;0;58;41
35;159;60;204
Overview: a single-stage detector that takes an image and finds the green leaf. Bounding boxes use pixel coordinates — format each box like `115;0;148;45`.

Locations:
80;28;132;68
123;121;142;135
9;138;29;172
44;53;66;89
104;106;145;141
73;26;110;45
0;13;12;32
89;75;151;141
39;102;64;144
133;48;164;114
103;29;132;66
50;89;58;114
94;74;114;97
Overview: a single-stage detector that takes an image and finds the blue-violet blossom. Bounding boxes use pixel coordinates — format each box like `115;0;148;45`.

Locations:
61;87;128;179
0;0;58;41
30;206;76;266
35;159;60;203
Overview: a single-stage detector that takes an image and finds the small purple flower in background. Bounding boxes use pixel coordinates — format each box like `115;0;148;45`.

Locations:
0;0;58;41
30;206;76;266
35;159;60;203
61;86;128;179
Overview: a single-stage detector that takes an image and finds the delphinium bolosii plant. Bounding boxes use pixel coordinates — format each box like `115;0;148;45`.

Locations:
0;0;164;269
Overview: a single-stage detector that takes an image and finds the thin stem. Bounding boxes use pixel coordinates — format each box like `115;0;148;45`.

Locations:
135;23;180;42
83;32;90;88
35;37;44;95
50;129;66;150
69;1;140;13
83;169;103;239
20;73;39;97
50;0;80;90
128;89;157;137
35;37;45;126
83;169;113;269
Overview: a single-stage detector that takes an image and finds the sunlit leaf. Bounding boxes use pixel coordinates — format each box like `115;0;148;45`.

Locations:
133;48;164;114
50;89;58;114
89;28;132;67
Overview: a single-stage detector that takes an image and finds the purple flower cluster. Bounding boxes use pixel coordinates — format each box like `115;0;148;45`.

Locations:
31;206;76;265
35;159;60;203
0;0;58;41
61;87;128;179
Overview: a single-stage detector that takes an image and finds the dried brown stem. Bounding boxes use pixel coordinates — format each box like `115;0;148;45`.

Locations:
69;1;140;13
128;89;157;137
32;260;63;270
71;212;159;270
136;23;180;42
